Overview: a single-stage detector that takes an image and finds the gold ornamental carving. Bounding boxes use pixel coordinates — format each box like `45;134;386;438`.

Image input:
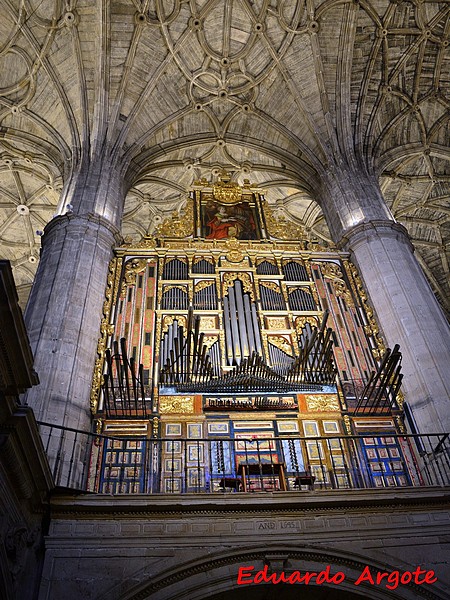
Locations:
194;280;215;293
90;257;123;414
260;280;281;293
333;280;354;307
305;395;340;412
268;335;293;356
122;235;157;250
222;272;254;300
193;256;214;267
319;261;354;308
162;315;187;333
212;173;242;205
395;415;406;434
226;250;244;263
343;260;386;359
156;199;194;238
159;396;194;414
262;200;305;241
203;334;219;348
294;316;319;334
396;390;405;411
343;415;352;435
266;317;288;330
199;317;217;330
120;258;147;297
164;284;188;293
320;262;342;279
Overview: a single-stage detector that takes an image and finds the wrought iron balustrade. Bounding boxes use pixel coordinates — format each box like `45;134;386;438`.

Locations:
37;421;450;494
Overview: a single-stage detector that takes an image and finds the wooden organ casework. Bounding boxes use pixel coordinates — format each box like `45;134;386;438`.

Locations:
90;174;408;494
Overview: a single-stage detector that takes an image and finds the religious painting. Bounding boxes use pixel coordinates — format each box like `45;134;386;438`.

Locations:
201;200;260;240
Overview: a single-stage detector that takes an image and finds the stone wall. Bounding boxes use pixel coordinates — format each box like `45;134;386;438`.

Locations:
39;487;450;600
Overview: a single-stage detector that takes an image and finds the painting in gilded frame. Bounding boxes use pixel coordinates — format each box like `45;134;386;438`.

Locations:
201;200;261;240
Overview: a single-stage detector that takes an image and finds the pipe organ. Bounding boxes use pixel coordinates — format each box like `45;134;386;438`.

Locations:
91;174;407;493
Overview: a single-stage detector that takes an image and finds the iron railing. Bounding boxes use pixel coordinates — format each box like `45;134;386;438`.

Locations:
37;421;450;494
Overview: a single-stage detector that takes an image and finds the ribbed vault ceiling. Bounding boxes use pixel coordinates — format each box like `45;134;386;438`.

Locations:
0;0;449;315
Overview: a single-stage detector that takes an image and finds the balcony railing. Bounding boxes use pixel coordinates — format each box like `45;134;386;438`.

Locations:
37;421;450;494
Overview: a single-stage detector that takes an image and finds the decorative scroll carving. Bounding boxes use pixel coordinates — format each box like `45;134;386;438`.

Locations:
225;238;244;263
343;260;386;360
305;395;340;411
395;414;406;434
266;317;288;330
163;284;187;293
199;317;217;330
156;199;194;238
152;416;160;438
122;236;157;250
268;335;293;356
222;272;254;300
262;200;305;241
332;280;354;307
294;316;319;334
319;262;354;307
90;257;122;414
260;281;280;293
203;334;219;348
159;396;194;414
120;258;147;297
212;173;242;204
320;262;342;279
343;415;352;435
162;315;187;333
194;280;215;293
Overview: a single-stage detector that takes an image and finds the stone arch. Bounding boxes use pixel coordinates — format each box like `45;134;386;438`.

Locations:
115;544;437;600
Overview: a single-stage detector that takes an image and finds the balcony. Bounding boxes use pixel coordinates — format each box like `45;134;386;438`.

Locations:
38;422;450;494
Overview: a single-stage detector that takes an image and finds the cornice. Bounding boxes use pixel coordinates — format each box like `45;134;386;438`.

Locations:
48;487;450;519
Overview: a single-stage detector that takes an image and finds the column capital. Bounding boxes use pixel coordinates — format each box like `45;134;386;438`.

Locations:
337;219;414;253
42;212;122;246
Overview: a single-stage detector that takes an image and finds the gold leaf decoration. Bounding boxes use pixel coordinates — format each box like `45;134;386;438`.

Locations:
212;172;242;204
343;260;386;359
266;317;288;330
262;200;305;240
159;396;194;414
120;258;147;297
319;262;354;307
320;262;342;279
268;335;293;356
156;199;194;238
194;280;215;293
305;395;340;412
222;272;254;300
260;281;281;293
199;317;217;330
162;315;187;333
295;316;319;331
90;257;123;414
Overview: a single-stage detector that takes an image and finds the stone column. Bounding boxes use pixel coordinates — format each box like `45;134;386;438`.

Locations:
24;161;124;484
319;167;450;434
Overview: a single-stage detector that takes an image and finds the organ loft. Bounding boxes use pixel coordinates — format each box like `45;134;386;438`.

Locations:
86;174;410;495
0;1;449;599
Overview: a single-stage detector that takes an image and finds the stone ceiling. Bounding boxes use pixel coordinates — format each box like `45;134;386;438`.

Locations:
0;0;449;316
